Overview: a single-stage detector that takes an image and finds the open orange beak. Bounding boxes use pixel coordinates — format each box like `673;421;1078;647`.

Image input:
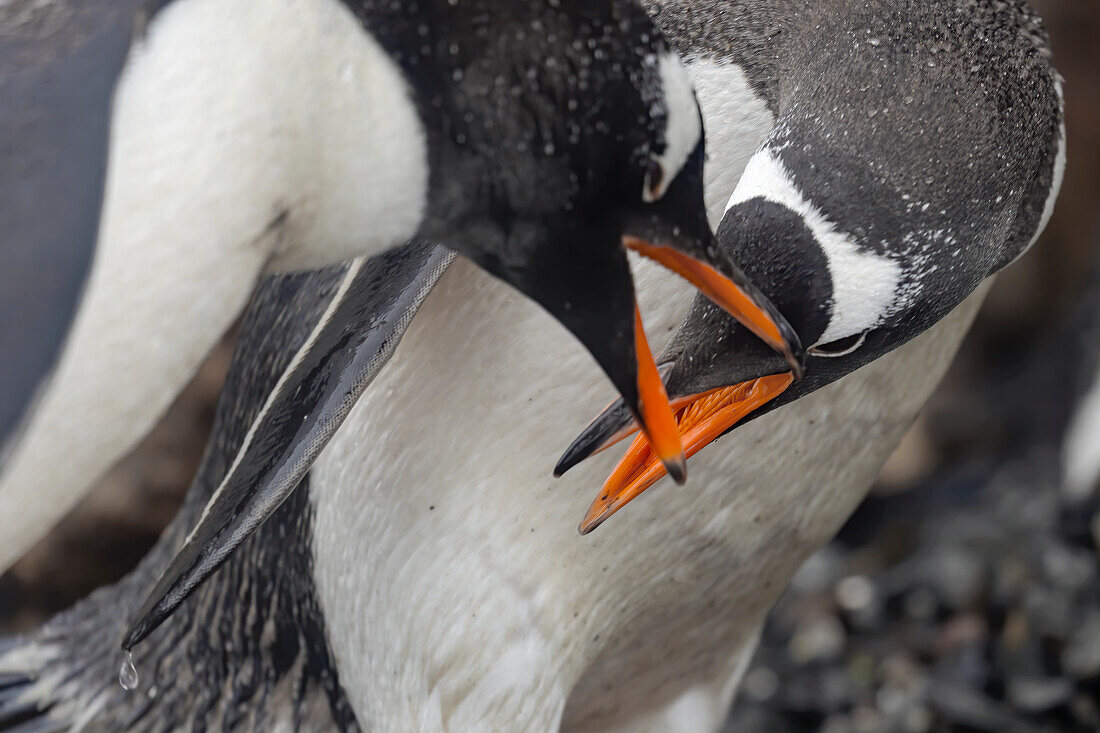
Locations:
579;372;794;534
624;238;804;378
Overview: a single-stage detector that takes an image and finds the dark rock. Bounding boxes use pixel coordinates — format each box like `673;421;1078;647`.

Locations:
1006;675;1074;712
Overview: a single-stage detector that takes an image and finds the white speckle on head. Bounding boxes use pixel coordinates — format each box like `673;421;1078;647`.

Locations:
727;149;901;346
644;51;702;203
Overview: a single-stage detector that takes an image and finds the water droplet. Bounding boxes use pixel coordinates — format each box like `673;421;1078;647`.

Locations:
119;652;139;691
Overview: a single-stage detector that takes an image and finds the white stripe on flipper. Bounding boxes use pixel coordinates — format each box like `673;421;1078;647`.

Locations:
181;258;365;549
727;149;901;345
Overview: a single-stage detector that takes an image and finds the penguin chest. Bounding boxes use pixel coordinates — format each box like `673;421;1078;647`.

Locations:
308;261;989;731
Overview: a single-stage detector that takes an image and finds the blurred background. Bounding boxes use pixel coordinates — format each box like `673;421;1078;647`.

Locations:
1;2;1098;731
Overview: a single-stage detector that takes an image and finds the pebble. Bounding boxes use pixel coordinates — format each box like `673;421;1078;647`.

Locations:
1007;676;1073;712
926;546;984;609
788;615;846;664
1062;611;1100;678
835;575;876;612
743;667;780;702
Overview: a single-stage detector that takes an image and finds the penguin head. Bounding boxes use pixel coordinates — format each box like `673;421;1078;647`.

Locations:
404;1;803;479
553;180;973;533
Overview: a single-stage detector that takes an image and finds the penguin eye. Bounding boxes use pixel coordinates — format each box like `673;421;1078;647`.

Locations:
643;159;665;203
809;331;868;358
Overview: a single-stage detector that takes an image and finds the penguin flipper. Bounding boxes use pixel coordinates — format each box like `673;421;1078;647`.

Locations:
123;243;454;650
0;0;153;456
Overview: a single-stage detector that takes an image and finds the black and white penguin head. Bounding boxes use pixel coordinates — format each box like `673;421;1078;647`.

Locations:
373;0;802;478
377;0;708;240
409;2;715;262
551;169;976;531
556;84;1064;532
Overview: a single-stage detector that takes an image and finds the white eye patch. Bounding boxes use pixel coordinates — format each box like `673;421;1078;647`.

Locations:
727;149;901;346
643;51;701;203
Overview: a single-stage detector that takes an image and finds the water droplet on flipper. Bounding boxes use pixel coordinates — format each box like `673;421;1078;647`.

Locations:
119;651;139;691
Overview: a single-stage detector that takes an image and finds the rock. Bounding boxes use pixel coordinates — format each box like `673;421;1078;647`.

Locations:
1041;541;1096;589
836;575;876;612
788;615;846;665
1022;588;1073;640
1006;675;1073;712
1070;694;1100;728
933;644;990;689
926;546;985;609
790;546;848;595
903;587;939;620
742;667;780;702
933;613;988;656
1062;611;1100;678
928;682;1044;733
903;705;934;733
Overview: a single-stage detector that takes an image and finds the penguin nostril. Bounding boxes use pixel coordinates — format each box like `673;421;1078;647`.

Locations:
643;160;665;202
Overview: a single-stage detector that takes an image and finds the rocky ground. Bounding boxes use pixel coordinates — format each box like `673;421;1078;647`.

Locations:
725;449;1100;733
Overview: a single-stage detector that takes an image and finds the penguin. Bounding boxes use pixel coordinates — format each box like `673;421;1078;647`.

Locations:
2;266;368;732
0;0;803;572
0;0;1065;731
557;0;1067;531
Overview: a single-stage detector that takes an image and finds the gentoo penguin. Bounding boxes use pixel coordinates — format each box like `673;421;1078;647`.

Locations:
558;0;1067;531
0;0;803;572
1;1;1064;732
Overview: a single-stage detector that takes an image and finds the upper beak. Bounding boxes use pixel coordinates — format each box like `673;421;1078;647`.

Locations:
623;237;804;379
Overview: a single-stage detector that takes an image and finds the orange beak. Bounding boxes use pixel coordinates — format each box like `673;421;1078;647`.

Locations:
624;238;803;378
632;302;687;483
579;372;794;534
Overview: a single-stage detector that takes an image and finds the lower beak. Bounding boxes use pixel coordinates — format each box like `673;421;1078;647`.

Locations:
623;237;804;378
579;372;794;534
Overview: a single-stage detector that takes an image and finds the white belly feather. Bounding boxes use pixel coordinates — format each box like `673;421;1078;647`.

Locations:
311;259;988;732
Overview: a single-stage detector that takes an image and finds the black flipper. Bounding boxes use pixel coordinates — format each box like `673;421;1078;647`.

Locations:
123;243;453;649
0;0;161;455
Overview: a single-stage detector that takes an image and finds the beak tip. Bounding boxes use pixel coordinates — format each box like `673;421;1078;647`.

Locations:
786;350;806;381
664;456;687;485
578;512;607;535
